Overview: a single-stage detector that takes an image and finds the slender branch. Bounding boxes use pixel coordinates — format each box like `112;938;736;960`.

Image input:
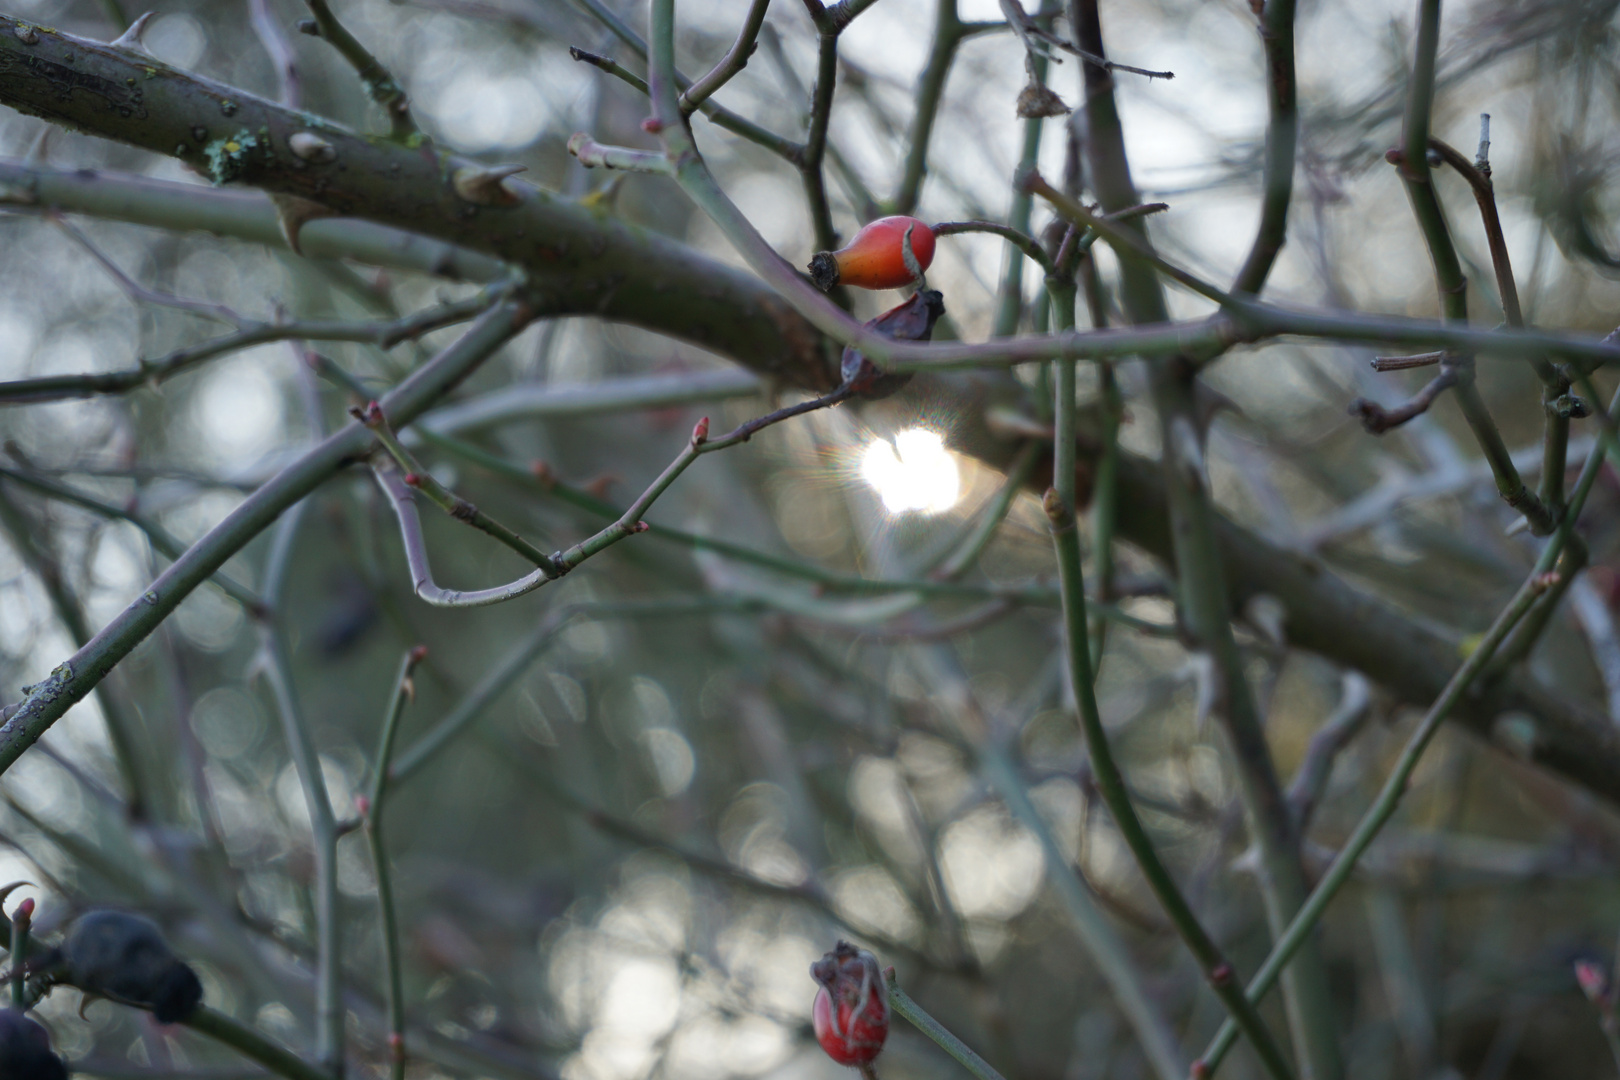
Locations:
54;215;241;325
185;1008;335;1080
0;467;265;612
1429;130;1569;513
1197;379;1620;1075
257;504;343;1076
0;301;537;780
359;404;562;576
681;0;771;112
931;220;1055;276
1045;279;1295;1080
800;13;840;254
563;42;798;160
1068;2;1341;1074
301;0;416;139
1371;350;1445;371
370;461;555;608
1391;1;1552;535
892;0;966;215
249;0;302;107
1230;0;1297;294
0;292;500;405
364;646;426;1080
0;485;148;820
976;740;1189;1080
1020;171;1233;308
994;0;1061;338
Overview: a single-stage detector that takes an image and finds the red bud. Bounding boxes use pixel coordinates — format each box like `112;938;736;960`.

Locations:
409;644;429;664
641;117;664;134
355;795;372;817
403;473;422;487
692;417;710;446
1576;957;1609;1001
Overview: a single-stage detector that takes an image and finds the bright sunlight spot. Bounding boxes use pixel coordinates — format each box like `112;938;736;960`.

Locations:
859;428;960;515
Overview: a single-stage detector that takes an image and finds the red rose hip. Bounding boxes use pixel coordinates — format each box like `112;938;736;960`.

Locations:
810;941;888;1066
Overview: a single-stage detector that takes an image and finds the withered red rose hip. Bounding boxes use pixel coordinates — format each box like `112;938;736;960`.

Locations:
810;941;888;1067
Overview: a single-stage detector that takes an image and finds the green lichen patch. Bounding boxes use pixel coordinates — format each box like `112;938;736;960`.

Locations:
203;129;259;185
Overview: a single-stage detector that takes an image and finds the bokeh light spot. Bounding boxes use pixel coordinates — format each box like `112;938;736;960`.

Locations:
859;427;960;514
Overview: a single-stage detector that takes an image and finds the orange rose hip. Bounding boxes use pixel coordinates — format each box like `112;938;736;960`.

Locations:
808;216;935;291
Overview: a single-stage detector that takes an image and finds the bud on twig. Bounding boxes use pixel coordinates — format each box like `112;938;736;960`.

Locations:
692;417;710;447
1042;487;1073;529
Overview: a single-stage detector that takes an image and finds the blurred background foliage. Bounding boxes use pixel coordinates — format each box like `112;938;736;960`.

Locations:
5;0;1620;1079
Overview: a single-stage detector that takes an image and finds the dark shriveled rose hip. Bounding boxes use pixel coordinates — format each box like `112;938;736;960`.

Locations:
64;910;203;1024
0;1009;67;1080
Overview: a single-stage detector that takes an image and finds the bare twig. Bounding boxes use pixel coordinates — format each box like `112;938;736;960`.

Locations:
248;0;301;107
54;215;241;325
1286;672;1373;829
358;402;562;577
1347;365;1459;433
0;290;501;405
679;0;770;113
1371;351;1445;371
566;133;673;174
301;0;416;139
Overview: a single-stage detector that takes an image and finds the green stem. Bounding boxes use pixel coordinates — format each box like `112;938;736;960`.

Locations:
884;972;1008;1080
801;21;841;254
364;410;561;577
10;903;27;1008
1046;272;1296;1080
259;510;342;1076
185;1007;335;1080
367;647;424;1080
1230;0;1297;294
891;0;965;215
679;0;771;112
992;0;1061;337
1394;0;1551;535
563;12;798;159
1069;3;1341;1075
